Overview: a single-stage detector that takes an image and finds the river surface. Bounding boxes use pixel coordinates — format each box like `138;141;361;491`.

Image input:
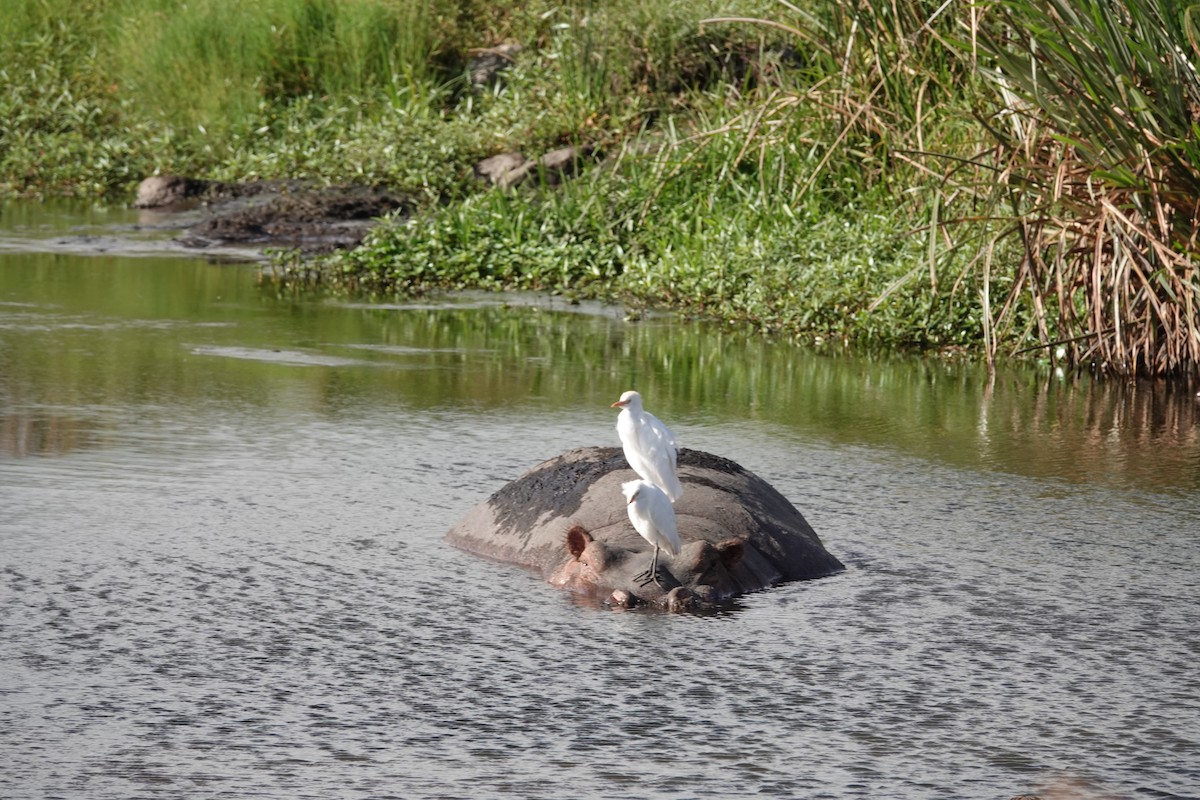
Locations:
1;202;1198;799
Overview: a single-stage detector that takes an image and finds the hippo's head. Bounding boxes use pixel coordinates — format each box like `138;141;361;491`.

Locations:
549;525;747;610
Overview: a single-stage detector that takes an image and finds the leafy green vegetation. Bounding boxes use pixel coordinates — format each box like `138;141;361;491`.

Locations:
3;0;1199;375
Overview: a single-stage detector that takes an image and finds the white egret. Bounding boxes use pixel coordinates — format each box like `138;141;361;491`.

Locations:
621;479;682;589
611;390;683;502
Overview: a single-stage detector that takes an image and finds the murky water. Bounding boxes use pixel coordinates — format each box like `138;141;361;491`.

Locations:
2;203;1198;799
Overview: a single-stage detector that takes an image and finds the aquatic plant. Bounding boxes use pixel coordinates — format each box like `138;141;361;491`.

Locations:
971;0;1200;377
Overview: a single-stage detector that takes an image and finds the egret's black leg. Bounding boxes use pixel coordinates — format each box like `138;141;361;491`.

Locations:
635;545;664;588
649;546;669;588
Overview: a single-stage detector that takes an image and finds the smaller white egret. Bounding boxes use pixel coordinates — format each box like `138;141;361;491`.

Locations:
611;390;683;502
621;479;682;589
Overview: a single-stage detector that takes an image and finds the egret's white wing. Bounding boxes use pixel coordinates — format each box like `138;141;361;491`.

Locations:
632;412;682;501
643;485;682;556
640;411;678;462
616;407;683;502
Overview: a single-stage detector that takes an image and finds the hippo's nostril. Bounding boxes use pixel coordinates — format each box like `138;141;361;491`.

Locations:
665;587;695;612
608;589;638;608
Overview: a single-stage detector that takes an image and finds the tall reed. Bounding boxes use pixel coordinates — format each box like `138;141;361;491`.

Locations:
679;1;990;343
702;0;1200;376
974;0;1200;376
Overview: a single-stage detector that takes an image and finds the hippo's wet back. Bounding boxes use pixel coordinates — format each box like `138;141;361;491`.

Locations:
446;446;844;609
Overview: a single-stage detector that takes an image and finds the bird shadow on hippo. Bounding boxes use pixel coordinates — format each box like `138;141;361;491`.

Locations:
445;446;844;611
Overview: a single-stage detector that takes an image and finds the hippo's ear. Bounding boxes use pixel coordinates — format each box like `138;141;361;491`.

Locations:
716;539;744;569
566;525;593;560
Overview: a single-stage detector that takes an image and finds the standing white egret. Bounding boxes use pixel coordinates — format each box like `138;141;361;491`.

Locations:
611;390;683;502
621;480;682;589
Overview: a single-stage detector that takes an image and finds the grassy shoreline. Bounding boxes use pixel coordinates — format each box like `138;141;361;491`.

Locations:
4;0;1198;376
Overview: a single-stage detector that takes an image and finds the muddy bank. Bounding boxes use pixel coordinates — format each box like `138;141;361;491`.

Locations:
135;176;411;255
133;137;596;256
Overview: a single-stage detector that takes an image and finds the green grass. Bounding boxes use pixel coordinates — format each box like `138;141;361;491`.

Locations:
112;0;445;132
291;118;984;350
3;0;1199;374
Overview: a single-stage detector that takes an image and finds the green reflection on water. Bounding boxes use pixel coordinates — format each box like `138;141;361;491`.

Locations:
1;238;1197;494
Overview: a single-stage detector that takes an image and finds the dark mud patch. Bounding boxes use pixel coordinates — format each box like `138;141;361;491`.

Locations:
133;175;294;208
178;184;412;255
130;175;411;256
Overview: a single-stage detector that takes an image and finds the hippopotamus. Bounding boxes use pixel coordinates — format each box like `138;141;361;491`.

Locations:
445;446;844;610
